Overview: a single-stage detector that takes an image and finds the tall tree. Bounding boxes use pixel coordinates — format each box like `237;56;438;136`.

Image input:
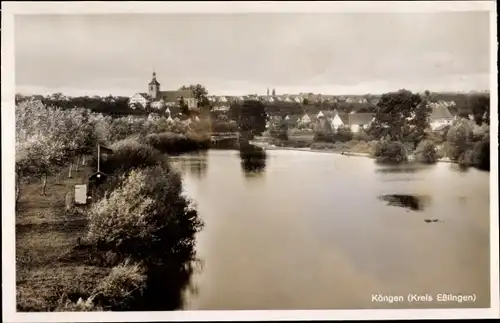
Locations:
369;89;429;142
228;102;242;121
237;100;268;139
468;93;490;126
179;84;210;108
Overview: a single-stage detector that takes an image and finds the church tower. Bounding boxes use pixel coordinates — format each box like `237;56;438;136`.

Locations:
148;71;160;99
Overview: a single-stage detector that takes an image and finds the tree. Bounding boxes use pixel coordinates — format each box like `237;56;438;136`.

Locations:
415;140;438;164
269;119;289;141
179;84;210;108
468;94;490;126
446;119;474;161
228;102;242;121
237;100;268;139
179;96;189;116
369;89;429;143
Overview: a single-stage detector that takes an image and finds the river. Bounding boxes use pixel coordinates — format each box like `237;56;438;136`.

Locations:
170;148;490;310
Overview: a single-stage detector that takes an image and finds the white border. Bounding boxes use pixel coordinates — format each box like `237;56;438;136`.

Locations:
2;1;498;322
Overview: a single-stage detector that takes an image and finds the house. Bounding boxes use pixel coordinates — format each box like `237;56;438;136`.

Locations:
346;113;375;132
129;93;150;109
298;113;312;125
429;103;454;130
318;110;374;132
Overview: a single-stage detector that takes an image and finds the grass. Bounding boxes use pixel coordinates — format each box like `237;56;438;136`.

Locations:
16;163;111;312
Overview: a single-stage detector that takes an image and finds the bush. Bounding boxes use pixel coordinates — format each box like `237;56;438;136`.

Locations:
415;140;438;164
471;137;490;171
144;132;209;155
446;119;474;161
87;166;203;260
92;260;147;310
335;127;354;142
371;140;408;164
93;138;164;175
353;130;375;142
55;296;103;312
211;120;238;133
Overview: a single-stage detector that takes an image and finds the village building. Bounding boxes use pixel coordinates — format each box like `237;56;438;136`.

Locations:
428;102;454;130
316;110;375;133
129;72;198;110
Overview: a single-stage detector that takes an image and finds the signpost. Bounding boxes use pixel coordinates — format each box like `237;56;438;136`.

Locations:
87;144;113;200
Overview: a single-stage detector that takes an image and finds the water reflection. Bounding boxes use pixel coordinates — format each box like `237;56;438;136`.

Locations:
239;143;267;177
172;152;208;179
378;194;431;211
375;164;430;174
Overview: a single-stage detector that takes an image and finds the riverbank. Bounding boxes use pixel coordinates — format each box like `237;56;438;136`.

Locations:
249;140;457;164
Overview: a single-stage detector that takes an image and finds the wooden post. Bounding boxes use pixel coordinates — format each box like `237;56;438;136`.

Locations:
82;155;86;166
97;145;100;172
65;190;73;211
68;163;73;178
42;173;47;195
56;173;61;184
75;156;80;172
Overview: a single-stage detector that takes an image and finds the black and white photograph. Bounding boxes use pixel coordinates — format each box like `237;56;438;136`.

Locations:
2;1;498;321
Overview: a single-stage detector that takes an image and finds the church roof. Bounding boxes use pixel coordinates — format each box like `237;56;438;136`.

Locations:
148;72;160;86
157;90;195;102
149;77;160;86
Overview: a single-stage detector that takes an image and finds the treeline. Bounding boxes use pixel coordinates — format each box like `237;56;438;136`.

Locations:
16;100;209;311
16;94;148;117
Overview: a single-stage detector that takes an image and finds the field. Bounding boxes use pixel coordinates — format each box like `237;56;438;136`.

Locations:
16;163;109;311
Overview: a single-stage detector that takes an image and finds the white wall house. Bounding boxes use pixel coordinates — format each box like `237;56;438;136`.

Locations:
429;104;454;130
300;114;311;124
129;93;149;109
330;114;345;130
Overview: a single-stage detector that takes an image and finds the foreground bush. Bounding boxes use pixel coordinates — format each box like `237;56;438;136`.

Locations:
92;260;147;310
415;140;438;164
371;140;408;164
87;165;203;259
54;260;146;311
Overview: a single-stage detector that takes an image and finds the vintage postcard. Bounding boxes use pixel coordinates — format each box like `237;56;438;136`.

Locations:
2;1;498;322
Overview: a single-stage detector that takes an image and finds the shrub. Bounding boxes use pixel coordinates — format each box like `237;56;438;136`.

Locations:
446;119;474;161
471;137;490;171
415;140;438;164
92;260;147;310
371;140;408;164
86;166;203;261
353;130;375;142
55;296;103;312
94;138;164;175
144;132;208;154
335;127;354;142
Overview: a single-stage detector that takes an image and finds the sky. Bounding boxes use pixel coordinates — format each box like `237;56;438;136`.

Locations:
15;12;491;97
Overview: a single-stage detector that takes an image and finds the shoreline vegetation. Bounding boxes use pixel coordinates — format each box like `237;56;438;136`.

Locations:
16;100;210;311
15;88;490;312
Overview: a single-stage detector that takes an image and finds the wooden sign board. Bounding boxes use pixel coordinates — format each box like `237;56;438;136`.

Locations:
74;184;88;205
